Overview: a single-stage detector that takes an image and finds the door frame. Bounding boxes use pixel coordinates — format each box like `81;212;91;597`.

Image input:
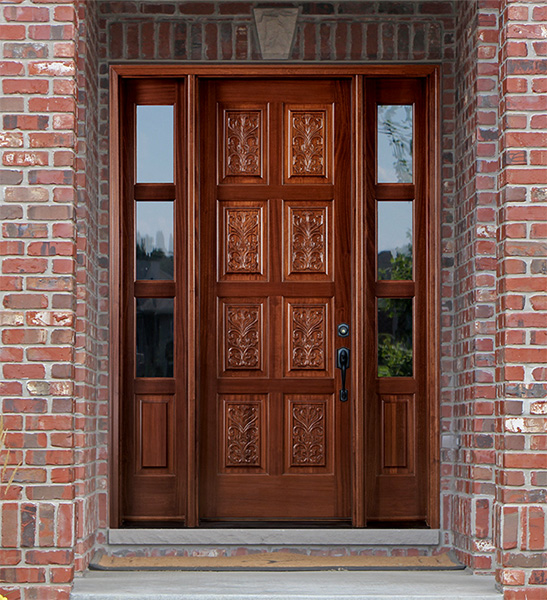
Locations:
109;64;441;529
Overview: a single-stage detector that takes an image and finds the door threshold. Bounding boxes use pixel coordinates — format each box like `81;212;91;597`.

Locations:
108;528;440;546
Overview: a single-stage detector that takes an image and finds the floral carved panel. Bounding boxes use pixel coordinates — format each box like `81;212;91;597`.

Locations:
290;402;326;466
223;109;262;179
290;207;326;274
225;207;261;274
289;304;327;371
224;400;262;468
285;106;331;182
224;304;262;371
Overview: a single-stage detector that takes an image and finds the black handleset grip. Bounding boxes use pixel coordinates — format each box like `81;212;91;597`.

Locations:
336;347;350;402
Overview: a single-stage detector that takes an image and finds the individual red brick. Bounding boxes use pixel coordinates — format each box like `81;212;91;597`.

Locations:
3;364;46;380
532;6;547;21
0;132;23;148
53;42;76;58
1;504;18;548
28;60;75;77
56;503;73;547
0;346;23;362
28;169;74;185
532;369;547;381
2;79;49;95
0;24;26;40
3;294;48;309
504;454;547;469
28;24;75;41
2;258;48;274
3;151;49;167
29;132;74;148
28;97;75;113
3;223;49;239
0;240;24;255
0;277;23;292
4;6;49;22
26;347;72;362
3;328;47;347
508;5;528;20
0;61;24;76
26;550;72;566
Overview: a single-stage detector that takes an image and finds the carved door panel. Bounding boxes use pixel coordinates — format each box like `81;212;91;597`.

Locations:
199;79;352;522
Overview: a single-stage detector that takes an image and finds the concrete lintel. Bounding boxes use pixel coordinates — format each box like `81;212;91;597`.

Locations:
108;528;441;546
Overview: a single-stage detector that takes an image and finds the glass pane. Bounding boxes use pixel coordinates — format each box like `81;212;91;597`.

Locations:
136;105;174;183
136;201;174;280
378;201;413;281
377;105;413;183
378;298;413;377
136;298;174;378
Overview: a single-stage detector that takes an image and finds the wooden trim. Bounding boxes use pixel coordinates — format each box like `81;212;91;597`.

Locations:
352;75;365;528
109;67;121;528
185;75;199;527
110;64;439;78
109;64;441;529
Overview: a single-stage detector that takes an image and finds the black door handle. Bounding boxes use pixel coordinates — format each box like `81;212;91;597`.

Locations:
336;347;350;402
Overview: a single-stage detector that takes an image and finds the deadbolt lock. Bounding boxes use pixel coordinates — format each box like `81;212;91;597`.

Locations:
337;323;350;338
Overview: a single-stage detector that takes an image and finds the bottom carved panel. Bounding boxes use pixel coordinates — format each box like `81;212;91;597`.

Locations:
220;395;267;473
381;394;415;474
285;395;333;473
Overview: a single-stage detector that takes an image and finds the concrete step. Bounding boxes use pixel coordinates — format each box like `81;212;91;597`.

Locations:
71;570;502;600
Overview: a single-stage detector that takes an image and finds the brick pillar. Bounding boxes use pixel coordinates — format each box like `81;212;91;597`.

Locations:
496;1;547;598
452;0;499;572
0;1;100;597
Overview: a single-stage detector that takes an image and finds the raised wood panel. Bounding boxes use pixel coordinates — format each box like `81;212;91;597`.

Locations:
219;105;267;184
285;298;333;377
285;394;333;473
219;299;266;377
283;201;333;281
221;395;267;473
138;395;172;469
219;201;267;281
381;394;415;473
284;104;333;184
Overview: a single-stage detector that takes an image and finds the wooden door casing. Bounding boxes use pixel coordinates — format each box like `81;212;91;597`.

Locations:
198;78;353;523
111;66;440;528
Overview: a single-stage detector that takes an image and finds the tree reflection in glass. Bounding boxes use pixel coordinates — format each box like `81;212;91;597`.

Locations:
378;201;412;281
377;105;413;184
378;298;413;377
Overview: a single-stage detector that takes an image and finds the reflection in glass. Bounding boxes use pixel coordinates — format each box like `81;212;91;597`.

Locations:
378;298;412;377
136;201;174;280
136;105;174;183
136;298;174;378
378;201;413;280
377;105;413;183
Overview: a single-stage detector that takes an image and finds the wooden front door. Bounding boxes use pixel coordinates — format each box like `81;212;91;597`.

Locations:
198;79;352;523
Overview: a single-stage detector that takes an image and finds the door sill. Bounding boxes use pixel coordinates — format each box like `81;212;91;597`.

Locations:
108;528;440;546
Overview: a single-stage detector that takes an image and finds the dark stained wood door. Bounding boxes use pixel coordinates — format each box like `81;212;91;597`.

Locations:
198;79;353;523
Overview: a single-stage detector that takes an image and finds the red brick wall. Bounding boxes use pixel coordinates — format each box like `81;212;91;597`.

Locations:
0;0;100;598
496;0;547;597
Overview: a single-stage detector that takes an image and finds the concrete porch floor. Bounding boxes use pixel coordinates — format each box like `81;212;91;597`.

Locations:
70;570;502;600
